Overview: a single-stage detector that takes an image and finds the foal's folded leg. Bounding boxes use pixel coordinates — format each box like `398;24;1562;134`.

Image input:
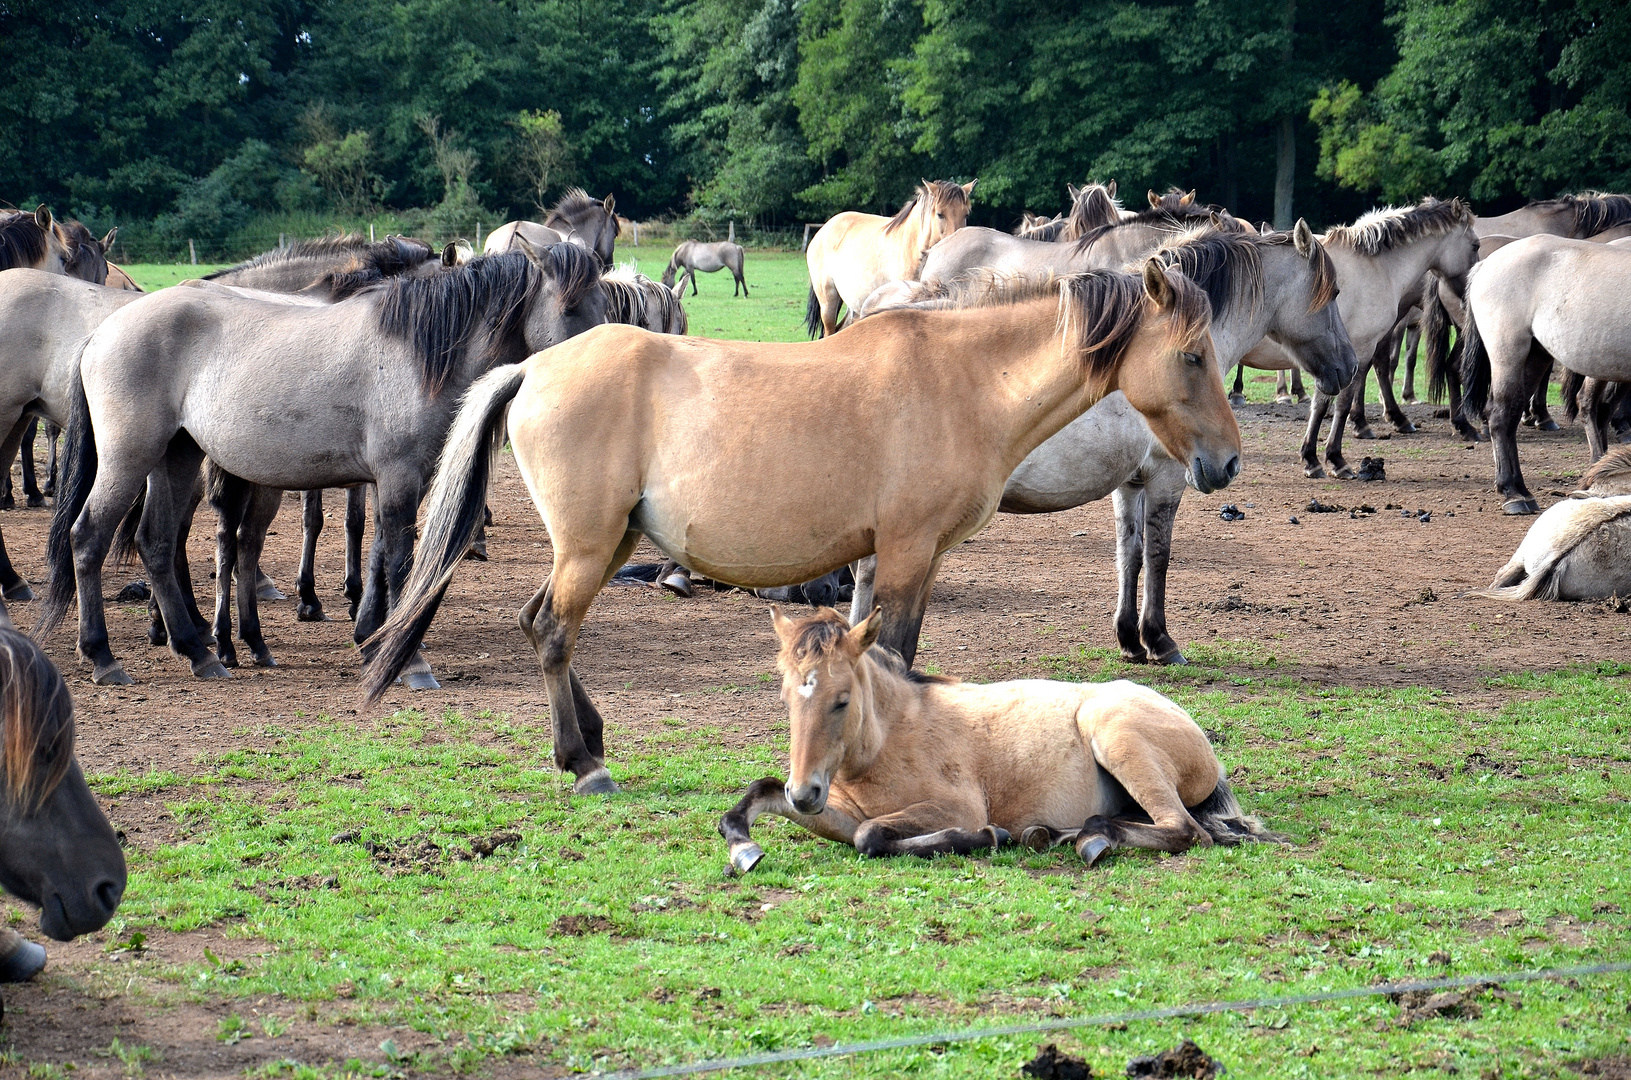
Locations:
853;802;1009;858
718;777;860;874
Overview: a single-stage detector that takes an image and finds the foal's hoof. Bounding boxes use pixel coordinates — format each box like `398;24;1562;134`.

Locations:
256;583;287;602
1227;392;1247;407
660;573;694;598
1537;419;1561;433
92;664;133;686
1502;498;1541;516
0;939;46;982
1;582;33;602
1076;835;1111;866
296;602;328;623
728;842;766;876
25;494;45;509
192;657;231;679
573;767;620;796
1020;825;1055;853
1153;648;1189;667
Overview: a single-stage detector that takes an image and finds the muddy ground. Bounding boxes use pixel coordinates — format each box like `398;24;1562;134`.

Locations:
1;397;1627;1074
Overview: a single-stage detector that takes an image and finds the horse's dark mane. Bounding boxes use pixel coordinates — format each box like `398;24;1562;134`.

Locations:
544;187;618;237
203;234;435;283
1061;183;1122;241
0;625;75;811
1152;226;1338;318
882;181;971;236
374;245;601;396
1324;197;1473;255
1558;192;1631;237
0;211;48;270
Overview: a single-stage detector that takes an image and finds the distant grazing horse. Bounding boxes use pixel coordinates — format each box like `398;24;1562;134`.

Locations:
0;619;126;996
485;189;619;269
40;244;606;687
1299;199;1479;479
605;263;688;333
804;179;975;336
1459;236;1631;514
360;262;1239;795
860;224;1352;663
660;240;748;296
1472;445;1631;600
718;607;1278;871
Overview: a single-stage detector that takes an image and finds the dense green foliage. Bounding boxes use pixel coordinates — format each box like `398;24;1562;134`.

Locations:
2;0;1626;247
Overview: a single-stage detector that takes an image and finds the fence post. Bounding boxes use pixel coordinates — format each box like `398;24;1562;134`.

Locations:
279;232;286;249
802;224;814;251
728;220;735;243
632;222;639;246
370;223;375;243
189;239;197;266
475;222;482;248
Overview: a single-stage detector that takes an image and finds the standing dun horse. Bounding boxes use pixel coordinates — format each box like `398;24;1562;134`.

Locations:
361;261;1240;795
804;179;975;337
718;607;1278;871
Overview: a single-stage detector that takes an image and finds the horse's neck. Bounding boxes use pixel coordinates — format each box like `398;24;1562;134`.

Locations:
889;205;938;278
1332;239;1454;339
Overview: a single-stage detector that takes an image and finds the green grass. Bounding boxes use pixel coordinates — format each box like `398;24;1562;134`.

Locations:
121;264;232;290
88;658;1631;1077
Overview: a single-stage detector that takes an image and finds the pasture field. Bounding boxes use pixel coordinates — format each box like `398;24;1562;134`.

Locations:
2;251;1625;1079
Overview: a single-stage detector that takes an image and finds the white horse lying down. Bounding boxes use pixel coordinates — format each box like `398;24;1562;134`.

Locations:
1475;445;1631;601
719;607;1280;874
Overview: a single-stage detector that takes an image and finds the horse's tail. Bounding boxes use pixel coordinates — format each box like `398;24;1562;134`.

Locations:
37;355;96;638
1422;275;1454;404
360;363;527;702
1561;367;1584;423
804;286;825;339
109;488;143;571
1191;775;1287;845
1458;302;1491;422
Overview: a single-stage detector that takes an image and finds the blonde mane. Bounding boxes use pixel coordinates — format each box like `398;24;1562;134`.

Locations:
1323;197;1473;256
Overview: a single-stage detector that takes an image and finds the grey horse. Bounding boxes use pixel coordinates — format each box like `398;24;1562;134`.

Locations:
662;240;748;296
39;243;607;687
485;189;620;269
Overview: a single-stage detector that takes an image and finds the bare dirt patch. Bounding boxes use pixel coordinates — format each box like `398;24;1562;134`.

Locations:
0;400;1626;1071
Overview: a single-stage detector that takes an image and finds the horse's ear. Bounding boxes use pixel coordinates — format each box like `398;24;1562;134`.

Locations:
441;241;460;267
961;179;977;197
1106;179;1117;198
1293;218;1315;257
34;204;52;231
513;235;543;264
1208;212;1222;228
1147;190;1161;209
100;227;117;252
1180;190;1196;207
1141;258;1175;310
1067;183;1081;201
769;604;798;644
1259;221;1273;236
602;193;616;215
845;607;883;654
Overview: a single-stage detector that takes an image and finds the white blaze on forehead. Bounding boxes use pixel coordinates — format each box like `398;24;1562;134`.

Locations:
797;670;818;698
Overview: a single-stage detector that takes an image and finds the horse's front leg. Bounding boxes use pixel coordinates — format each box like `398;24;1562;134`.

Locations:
848;555;877;626
235;485;281;667
138;450;228;679
43;422;59;496
1401;324;1422;402
1110;483;1147;663
208;473;250;668
1300;387;1336;478
345;485;368;621
1137;462;1187;665
1490;353;1544;515
1228;364;1246;407
1323;369;1363;479
296;489;326;621
20;417;43;507
370;471;437;689
1526;360;1559;431
718;777;860;874
1373;330;1415;433
853;802;1009;859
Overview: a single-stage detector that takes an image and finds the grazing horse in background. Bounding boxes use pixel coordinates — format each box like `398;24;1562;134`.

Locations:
1459;236;1631;514
0;619;126;994
719;607;1278;872
661;240;748;296
859;224;1352;664
804;179;975;336
1472;445;1631;601
203;234;438;293
485;189;619;269
1299;198;1479;479
360;262;1239;795
604;263;688;333
39;244;607;687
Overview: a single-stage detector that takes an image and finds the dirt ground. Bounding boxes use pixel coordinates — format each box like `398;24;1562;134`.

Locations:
1;395;1628;1074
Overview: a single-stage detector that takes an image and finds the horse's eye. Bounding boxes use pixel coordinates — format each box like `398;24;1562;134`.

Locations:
1183;351;1203;367
832;695;850;712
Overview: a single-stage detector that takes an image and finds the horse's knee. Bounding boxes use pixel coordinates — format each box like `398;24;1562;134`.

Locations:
853;822;896;858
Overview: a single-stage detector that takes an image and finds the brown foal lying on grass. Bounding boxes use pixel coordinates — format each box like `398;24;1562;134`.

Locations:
720;607;1281;873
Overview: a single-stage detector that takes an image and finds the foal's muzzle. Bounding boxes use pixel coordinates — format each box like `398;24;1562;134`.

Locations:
788;778;828;816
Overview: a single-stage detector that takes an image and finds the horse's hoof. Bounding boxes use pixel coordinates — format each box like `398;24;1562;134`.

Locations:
1355;427;1375;440
1402;395;1419;405
25;495;44;509
463;543;488;562
1153;649;1189;666
1119;650;1149;665
1303;464;1326;480
0;939;46;982
1227;392;1246;407
573;767;619;795
402;668;440;691
218;652;239;669
146;626;167;647
193;658;231;679
0;496;13;511
92;665;133;686
253;652;277;668
296;603;329;623
988;827;1012;849
1393;421;1417;435
1275;395;1295;405
660;573;694;598
257;584;286;602
1020;825;1054;853
2;582;33;602
1538;419;1561;433
728;842;765;876
1332;464;1356;481
1502;498;1541;516
1077;835;1111;866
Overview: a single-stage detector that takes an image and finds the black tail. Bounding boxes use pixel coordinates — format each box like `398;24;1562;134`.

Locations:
1422;275;1454;405
804;286;825;339
1458;303;1491;422
37;363;97;637
360;363;527;701
1190;776;1287;846
1561;367;1584;423
110;488;144;570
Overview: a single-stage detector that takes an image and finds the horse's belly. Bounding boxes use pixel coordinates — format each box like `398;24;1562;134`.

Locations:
1001;394;1156;512
631;497;872;588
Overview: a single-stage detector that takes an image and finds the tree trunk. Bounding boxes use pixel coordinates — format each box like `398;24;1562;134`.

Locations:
1273;0;1297;230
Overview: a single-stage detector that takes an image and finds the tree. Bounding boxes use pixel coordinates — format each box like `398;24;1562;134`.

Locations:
508;109;571;216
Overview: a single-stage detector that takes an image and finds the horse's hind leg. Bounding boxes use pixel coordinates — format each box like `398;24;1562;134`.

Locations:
1489;342;1546;514
517;528;641;793
1290;369;1305;402
0;416;28;516
1300;388;1335;478
296;489;326;621
1228;364;1246;407
1136;462;1187;665
345;485;367;621
1374;327;1415;433
136;443;228;679
1075;739;1212;866
43;422;59;496
1402;323;1422;402
853;802;1009;858
152;469;212;649
208;470;252;668
1526;359;1559;431
1111;483;1148;662
1324;369;1364;479
20;418;44;506
848;556;877;626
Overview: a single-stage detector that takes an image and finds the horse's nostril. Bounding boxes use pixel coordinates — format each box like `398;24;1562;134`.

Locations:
94;879;123;916
1225;455;1241;480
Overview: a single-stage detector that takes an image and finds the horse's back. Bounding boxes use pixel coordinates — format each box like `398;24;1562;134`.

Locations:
1478;236;1631;375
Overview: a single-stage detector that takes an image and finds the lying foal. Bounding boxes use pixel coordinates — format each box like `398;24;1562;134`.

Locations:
720;607;1279;873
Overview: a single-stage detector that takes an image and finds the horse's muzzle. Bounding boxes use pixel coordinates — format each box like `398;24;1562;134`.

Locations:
1189;454;1241;495
788;778;828;816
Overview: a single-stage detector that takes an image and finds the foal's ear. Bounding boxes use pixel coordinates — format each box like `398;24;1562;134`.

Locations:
1141;258;1175;310
769;605;798;644
34;204;53;231
845;608;883;654
441;241;460;267
602;193;616;215
100;227;117;252
513;235;543;264
1293;218;1315;258
1067;183;1081;201
1180;190;1196;207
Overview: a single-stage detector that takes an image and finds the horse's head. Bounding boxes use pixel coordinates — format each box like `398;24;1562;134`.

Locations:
660;259;677;288
769;606;881;815
1432;198;1480;289
1101;262;1241;494
0;626;125;941
919;179;976;246
59;219;113;285
544;189;619;270
1263;221;1358;396
513;238;608;351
